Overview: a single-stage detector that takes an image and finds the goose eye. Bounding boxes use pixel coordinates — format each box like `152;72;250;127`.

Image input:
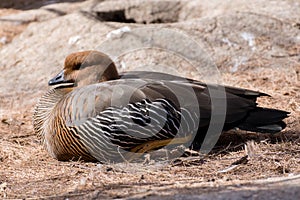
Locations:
74;63;82;70
74;61;90;70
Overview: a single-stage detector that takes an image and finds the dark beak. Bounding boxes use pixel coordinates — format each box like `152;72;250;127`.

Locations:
48;70;67;86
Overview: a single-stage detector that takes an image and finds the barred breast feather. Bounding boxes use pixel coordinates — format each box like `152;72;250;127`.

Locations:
34;80;202;162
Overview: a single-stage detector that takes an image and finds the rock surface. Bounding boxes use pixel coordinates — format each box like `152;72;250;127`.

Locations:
1;0;299;102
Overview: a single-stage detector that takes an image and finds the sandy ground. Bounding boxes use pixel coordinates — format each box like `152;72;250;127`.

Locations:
0;0;299;199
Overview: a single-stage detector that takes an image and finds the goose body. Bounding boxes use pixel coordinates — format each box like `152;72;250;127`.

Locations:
33;51;289;162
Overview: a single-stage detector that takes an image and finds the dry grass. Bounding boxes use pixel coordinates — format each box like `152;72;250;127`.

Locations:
0;67;299;198
0;118;299;199
0;9;27;48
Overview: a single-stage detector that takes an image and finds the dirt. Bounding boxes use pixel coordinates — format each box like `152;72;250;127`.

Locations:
0;0;299;199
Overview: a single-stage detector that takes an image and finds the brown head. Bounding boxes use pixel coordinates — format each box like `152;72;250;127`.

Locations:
48;51;119;87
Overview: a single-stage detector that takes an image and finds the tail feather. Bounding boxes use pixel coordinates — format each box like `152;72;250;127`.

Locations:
237;107;289;133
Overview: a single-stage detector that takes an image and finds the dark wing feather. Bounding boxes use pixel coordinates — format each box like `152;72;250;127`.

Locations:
120;71;269;100
65;76;287;161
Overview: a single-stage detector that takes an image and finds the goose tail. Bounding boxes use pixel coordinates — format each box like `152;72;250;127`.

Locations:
237;107;289;133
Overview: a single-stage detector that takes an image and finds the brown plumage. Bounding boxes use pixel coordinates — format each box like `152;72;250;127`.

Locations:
33;50;289;162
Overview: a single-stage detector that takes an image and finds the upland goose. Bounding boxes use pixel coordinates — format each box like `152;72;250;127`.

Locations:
33;51;289;162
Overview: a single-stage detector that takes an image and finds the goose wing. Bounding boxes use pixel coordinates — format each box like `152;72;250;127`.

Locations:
62;78;256;162
120;71;269;100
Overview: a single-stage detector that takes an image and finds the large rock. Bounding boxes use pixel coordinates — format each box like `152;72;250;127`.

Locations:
0;0;299;109
91;0;181;23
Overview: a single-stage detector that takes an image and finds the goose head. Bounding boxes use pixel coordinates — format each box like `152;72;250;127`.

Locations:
48;51;119;87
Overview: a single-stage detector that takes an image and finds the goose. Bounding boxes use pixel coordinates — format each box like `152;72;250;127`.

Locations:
33;50;289;162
